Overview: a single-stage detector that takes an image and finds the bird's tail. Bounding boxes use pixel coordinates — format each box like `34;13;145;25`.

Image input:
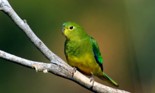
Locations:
101;72;119;87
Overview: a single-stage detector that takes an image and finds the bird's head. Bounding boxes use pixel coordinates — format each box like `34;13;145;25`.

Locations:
62;22;87;40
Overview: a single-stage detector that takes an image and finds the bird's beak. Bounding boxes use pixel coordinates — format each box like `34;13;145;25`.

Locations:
62;23;66;32
62;27;65;33
62;23;68;37
62;26;67;37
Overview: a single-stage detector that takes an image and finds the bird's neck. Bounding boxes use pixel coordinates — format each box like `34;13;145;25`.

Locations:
67;34;89;42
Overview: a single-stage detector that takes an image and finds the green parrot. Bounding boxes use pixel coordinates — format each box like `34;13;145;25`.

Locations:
62;22;118;87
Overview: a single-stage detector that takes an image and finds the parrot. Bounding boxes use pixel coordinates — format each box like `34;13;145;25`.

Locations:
62;22;118;87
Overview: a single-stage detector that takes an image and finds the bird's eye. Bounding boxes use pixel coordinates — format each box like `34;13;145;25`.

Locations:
69;26;74;30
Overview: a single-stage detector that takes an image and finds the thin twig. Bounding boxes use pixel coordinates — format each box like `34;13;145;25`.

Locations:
0;0;130;93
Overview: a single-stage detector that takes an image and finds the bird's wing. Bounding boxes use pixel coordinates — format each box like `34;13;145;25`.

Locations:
90;37;103;71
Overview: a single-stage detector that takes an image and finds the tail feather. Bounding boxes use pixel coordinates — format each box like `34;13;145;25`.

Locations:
102;72;119;87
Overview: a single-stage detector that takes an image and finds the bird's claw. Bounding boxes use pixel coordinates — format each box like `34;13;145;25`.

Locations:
90;76;94;82
90;75;95;88
71;67;77;77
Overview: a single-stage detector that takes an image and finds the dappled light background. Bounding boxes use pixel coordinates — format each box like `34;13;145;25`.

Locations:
0;0;155;93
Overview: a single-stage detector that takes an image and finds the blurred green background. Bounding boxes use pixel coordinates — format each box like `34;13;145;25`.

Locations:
0;0;155;93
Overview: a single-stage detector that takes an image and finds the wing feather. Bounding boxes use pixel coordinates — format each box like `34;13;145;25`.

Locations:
90;37;103;71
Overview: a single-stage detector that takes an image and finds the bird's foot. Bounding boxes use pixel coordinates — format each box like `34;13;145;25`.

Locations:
89;75;95;88
90;76;94;82
71;67;77;77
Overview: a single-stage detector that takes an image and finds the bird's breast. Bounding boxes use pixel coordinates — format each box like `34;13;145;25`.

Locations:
65;39;102;75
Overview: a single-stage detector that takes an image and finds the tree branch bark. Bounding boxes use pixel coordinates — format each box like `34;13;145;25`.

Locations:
0;0;130;93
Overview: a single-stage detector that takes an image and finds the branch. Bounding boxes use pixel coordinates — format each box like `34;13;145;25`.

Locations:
0;0;130;93
0;50;129;93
